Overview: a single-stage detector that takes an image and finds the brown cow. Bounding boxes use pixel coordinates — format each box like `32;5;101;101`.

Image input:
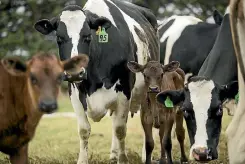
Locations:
0;52;89;164
127;61;187;164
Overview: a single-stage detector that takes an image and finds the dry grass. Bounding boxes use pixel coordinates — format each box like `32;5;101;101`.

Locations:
0;96;231;164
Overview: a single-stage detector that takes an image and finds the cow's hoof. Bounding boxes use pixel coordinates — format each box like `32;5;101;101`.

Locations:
110;157;117;164
77;160;88;164
118;153;129;164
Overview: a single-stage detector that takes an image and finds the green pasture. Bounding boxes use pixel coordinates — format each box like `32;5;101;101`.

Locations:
0;95;231;164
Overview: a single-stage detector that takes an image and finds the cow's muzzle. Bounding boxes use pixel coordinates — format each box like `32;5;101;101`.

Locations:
38;99;58;114
192;147;213;162
148;86;160;93
63;67;87;83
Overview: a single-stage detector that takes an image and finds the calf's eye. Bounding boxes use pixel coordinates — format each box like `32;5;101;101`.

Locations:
30;73;38;85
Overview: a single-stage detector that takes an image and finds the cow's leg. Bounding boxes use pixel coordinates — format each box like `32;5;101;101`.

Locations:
141;110;154;164
111;93;129;164
70;86;91;164
10;144;28;164
175;111;188;163
159;124;166;164
110;125;119;163
163;117;174;164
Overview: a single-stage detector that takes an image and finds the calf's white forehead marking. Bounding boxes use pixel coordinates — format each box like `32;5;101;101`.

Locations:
188;79;215;159
60;10;86;57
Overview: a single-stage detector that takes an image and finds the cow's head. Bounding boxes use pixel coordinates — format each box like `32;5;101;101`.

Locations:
156;76;238;161
127;61;180;93
1;52;89;113
34;5;111;61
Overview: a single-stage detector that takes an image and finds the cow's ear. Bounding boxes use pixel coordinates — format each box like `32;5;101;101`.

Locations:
127;61;144;73
85;11;112;30
156;89;185;106
162;61;180;72
213;9;223;25
62;55;89;74
1;57;27;76
220;81;238;101
34;17;58;35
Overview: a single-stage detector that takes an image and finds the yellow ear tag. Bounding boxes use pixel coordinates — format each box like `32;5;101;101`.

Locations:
96;26;101;35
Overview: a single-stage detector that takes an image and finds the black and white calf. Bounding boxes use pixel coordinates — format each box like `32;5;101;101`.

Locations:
34;0;159;163
157;6;239;162
158;10;223;83
157;76;238;162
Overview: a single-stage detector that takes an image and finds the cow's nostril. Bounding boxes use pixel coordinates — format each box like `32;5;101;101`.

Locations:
192;147;212;161
38;100;57;113
149;86;159;91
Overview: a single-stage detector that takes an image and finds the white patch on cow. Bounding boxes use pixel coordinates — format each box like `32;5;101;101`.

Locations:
108;0;149;65
159;16;202;65
60;10;86;57
86;81;120;122
188;80;214;159
83;0;117;27
184;73;193;84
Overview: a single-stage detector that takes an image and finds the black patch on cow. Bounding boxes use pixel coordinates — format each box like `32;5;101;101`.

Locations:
159;19;220;77
198;14;237;85
158;19;175;35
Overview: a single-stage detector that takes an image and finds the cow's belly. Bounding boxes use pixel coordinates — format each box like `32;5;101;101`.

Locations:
86;82;120;121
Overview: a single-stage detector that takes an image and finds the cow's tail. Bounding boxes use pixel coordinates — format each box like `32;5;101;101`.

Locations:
230;0;245;82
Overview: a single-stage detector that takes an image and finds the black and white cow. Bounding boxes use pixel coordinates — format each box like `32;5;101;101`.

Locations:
158;10;223;83
34;0;159;164
157;6;239;162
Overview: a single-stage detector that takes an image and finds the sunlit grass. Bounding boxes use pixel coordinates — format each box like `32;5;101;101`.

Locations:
0;96;231;164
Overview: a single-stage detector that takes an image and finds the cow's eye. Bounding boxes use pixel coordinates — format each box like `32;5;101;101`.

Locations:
84;35;92;43
57;36;64;44
183;110;189;118
216;105;223;116
30;73;38;85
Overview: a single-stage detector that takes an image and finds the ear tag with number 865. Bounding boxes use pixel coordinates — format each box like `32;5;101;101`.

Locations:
98;27;108;43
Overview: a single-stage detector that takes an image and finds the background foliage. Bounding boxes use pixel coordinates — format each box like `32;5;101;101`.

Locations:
0;0;228;58
0;0;228;90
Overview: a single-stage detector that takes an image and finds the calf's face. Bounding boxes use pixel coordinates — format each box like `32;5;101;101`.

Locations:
1;52;89;113
156;76;238;161
127;61;180;92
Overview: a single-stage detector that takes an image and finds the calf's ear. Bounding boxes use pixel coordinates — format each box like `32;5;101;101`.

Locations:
85;11;112;30
62;55;89;74
34;17;58;35
156;89;184;106
162;61;180;72
127;61;144;73
1;57;27;76
220;81;238;102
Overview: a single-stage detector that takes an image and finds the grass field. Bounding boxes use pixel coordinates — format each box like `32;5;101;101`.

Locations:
0;95;232;164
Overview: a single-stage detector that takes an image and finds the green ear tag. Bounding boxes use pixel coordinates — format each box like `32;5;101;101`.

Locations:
235;92;239;104
98;27;108;43
164;96;174;108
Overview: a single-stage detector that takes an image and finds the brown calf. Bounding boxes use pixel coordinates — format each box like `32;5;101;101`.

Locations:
127;61;187;164
0;52;88;164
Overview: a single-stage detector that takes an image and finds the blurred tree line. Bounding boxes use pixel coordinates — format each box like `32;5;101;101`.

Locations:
0;0;228;91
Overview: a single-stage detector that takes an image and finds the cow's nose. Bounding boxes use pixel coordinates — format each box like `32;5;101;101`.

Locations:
149;86;159;92
192;147;212;162
38;100;57;113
